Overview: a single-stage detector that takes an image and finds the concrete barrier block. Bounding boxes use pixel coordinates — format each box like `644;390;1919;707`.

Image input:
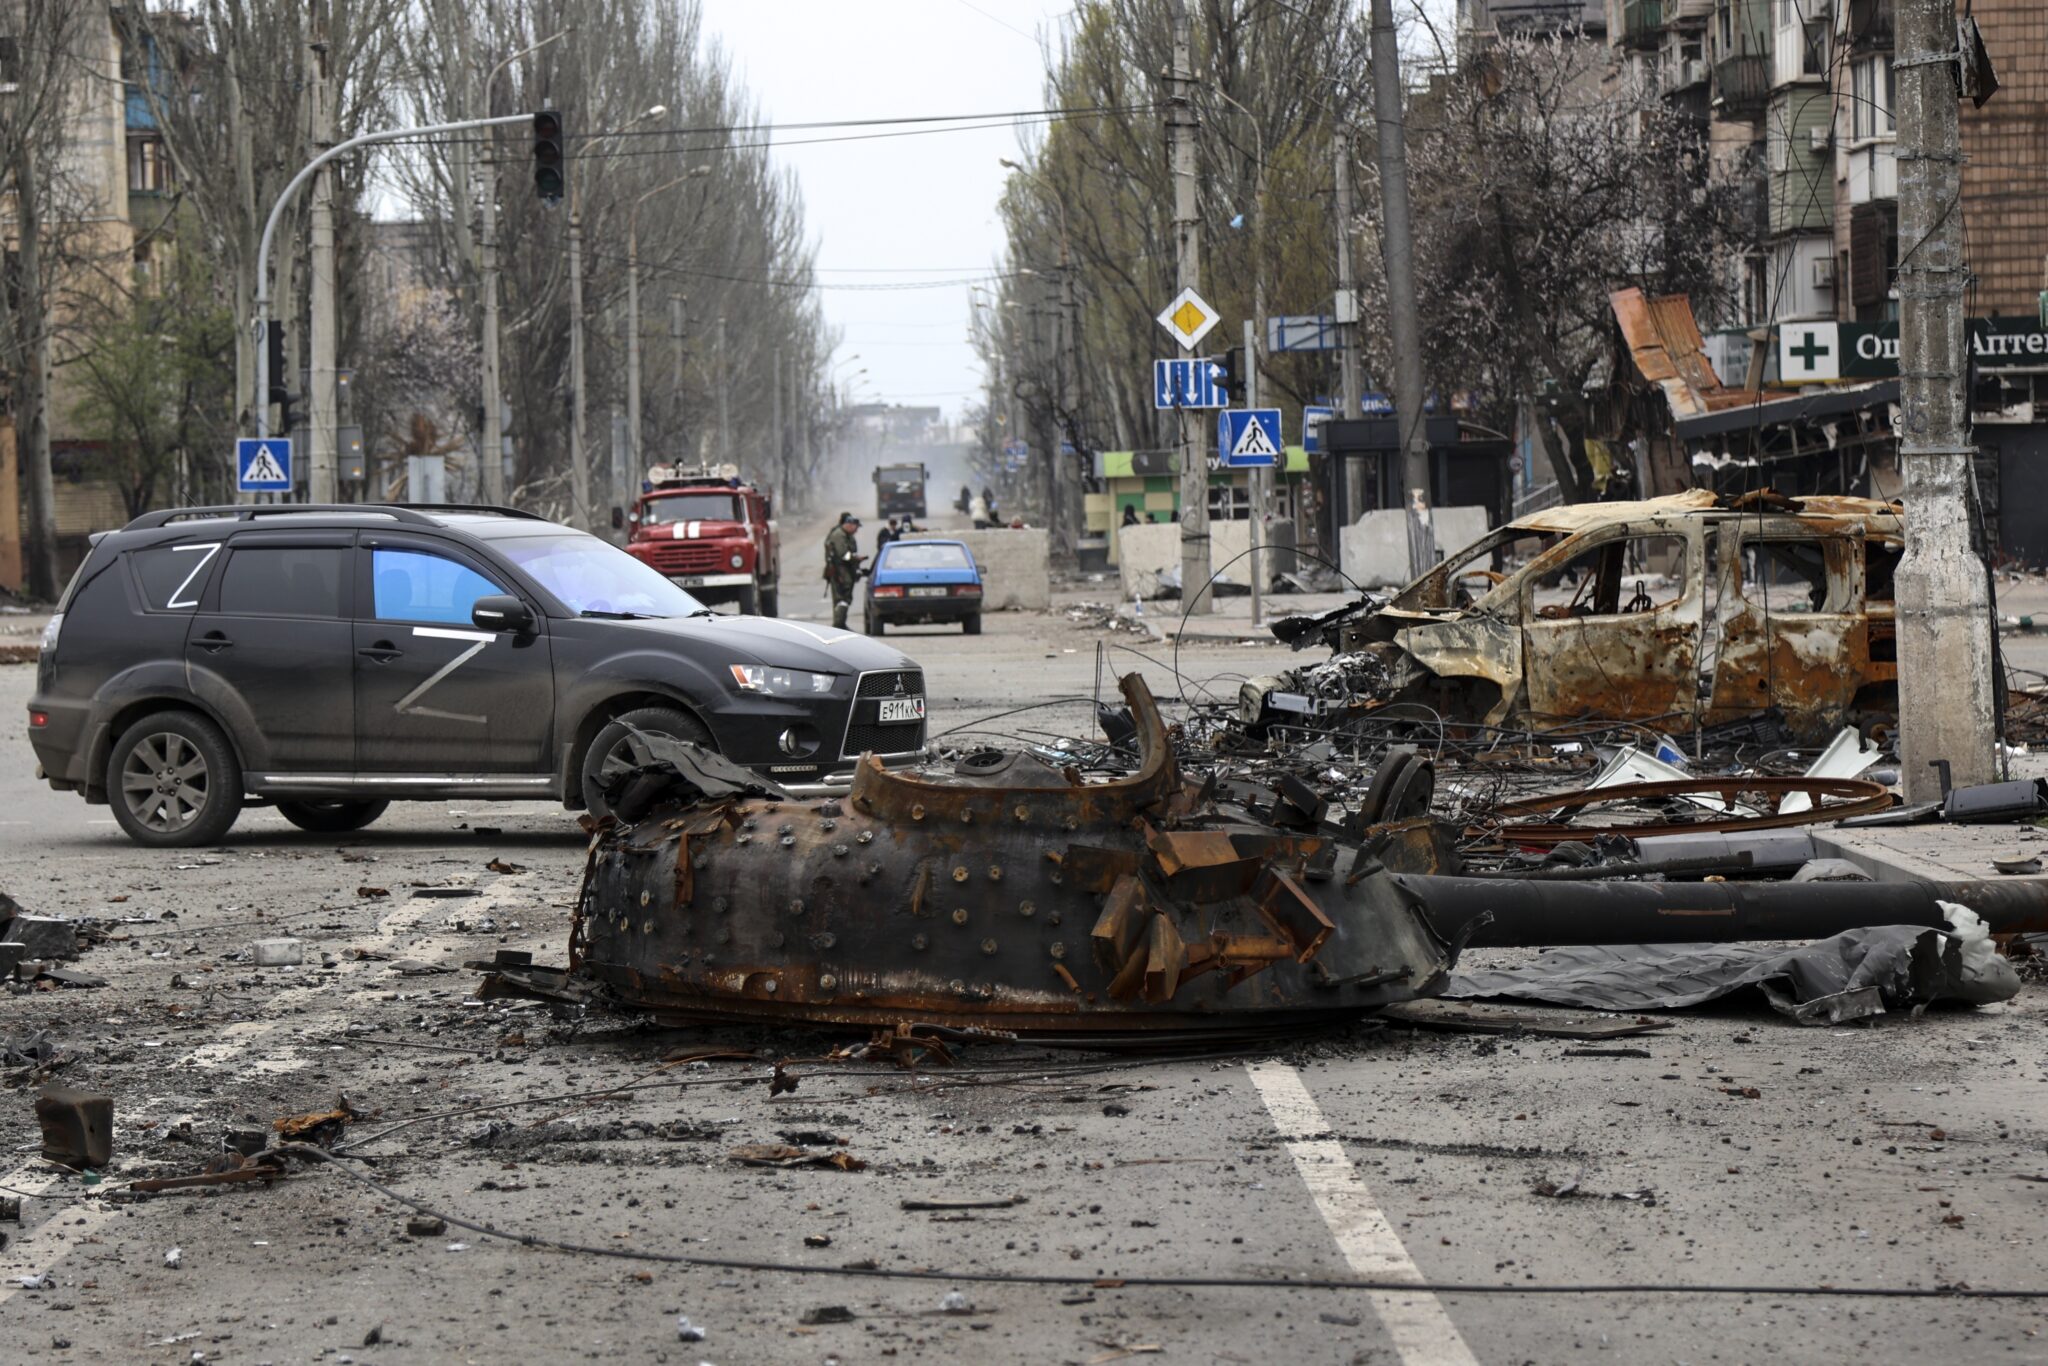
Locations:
1341;505;1492;589
897;530;1049;611
1118;520;1263;600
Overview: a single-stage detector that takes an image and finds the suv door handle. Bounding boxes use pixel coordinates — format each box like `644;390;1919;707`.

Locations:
357;642;404;663
196;631;234;653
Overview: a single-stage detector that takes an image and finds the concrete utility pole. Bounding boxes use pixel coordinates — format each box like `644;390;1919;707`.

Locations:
716;315;732;458
771;348;784;486
307;0;338;502
670;294;685;425
1168;0;1211;613
1893;0;1996;799
1367;0;1434;575
1334;135;1363;520
567;191;589;528
626;168;708;485
1216;88;1268;625
477;30;568;507
1246;316;1264;628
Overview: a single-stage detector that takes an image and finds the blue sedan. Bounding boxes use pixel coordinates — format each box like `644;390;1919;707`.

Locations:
864;538;984;635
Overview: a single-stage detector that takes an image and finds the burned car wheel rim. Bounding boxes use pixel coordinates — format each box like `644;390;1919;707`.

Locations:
120;732;210;834
597;730;680;788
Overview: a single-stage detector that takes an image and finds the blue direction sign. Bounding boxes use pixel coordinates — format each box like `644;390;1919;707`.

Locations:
1301;405;1335;454
1267;314;1339;352
1153;357;1227;410
236;437;292;492
1217;409;1282;468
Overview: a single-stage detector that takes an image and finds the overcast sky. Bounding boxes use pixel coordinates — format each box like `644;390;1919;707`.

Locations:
697;0;1079;423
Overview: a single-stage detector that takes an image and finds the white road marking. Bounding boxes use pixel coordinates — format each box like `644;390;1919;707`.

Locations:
0;885;522;1304
1246;1061;1480;1366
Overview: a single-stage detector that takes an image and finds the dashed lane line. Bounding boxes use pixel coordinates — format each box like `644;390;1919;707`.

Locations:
1246;1060;1482;1366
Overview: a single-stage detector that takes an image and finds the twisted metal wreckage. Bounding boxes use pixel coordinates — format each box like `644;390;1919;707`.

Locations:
481;673;2048;1042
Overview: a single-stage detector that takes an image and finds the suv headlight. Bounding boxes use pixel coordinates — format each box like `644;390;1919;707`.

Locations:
729;664;833;695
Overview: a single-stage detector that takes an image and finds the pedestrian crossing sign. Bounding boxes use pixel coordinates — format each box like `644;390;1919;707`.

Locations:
237;437;292;491
1217;408;1282;467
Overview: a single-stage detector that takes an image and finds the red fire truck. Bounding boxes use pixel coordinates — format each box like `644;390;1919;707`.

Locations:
622;464;781;615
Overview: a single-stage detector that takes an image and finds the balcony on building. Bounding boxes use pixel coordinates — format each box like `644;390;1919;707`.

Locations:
1843;0;1894;56
1621;0;1665;49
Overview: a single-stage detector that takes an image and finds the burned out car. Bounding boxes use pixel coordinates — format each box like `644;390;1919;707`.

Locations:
1254;490;1904;742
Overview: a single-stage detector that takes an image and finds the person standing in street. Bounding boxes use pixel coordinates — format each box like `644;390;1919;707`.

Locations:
876;516;901;554
824;512;865;630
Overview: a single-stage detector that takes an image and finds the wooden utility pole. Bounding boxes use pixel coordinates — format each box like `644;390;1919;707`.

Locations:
1893;0;1995;798
1168;0;1211;613
1367;0;1433;574
307;0;338;501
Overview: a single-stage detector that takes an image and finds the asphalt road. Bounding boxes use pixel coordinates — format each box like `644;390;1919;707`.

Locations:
2;549;2046;1363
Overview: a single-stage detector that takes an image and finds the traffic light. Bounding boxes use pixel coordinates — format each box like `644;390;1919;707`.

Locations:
1213;345;1246;404
264;318;299;434
532;109;566;202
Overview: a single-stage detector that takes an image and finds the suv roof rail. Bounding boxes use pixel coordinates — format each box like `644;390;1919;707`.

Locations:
384;502;549;521
120;502;550;533
122;504;444;531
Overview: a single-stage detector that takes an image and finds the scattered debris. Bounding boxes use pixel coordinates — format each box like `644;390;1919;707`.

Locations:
727;1144;866;1172
800;1305;856;1325
35;1086;112;1168
406;1215;449;1237
251;938;304;967
901;1195;1026;1212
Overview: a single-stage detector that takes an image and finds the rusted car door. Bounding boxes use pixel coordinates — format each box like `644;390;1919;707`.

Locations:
1705;519;1868;737
1517;521;1705;728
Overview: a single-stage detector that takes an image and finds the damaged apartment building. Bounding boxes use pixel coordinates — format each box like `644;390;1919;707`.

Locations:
1468;0;2048;562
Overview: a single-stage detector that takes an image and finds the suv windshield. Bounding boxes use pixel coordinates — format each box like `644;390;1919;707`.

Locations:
642;493;740;524
496;534;706;616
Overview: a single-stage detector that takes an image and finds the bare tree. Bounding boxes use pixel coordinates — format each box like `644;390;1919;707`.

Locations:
0;0;114;596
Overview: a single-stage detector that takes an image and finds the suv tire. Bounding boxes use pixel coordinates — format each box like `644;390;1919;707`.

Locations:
276;799;390;834
107;711;244;848
580;706;714;819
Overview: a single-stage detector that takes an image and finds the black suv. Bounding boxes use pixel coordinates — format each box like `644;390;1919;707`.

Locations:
27;504;929;846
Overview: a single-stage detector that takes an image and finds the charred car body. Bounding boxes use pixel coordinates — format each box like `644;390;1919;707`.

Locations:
1253;491;1905;744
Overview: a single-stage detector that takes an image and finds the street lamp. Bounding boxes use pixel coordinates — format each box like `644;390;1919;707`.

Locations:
624;164;713;486
478;27;572;506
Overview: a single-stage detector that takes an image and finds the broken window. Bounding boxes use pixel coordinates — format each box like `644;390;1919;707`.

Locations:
1739;537;1850;614
1396;527;1561;611
1532;533;1688;620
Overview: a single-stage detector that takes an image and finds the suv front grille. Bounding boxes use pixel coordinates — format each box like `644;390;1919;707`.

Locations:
855;669;923;699
841;669;926;759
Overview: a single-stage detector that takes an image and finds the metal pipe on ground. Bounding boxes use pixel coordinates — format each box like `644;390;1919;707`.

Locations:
1406;875;2048;948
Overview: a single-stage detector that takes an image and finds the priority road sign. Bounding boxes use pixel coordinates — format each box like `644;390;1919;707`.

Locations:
236;437;292;492
1302;405;1335;453
1217;409;1282;468
1153;357;1228;410
1155;287;1221;351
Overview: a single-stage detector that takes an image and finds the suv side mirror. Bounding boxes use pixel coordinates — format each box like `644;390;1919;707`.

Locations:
472;594;535;634
610;506;626;530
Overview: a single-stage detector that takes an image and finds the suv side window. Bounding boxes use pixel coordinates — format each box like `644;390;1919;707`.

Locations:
371;547;506;625
217;546;348;618
130;542;224;611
